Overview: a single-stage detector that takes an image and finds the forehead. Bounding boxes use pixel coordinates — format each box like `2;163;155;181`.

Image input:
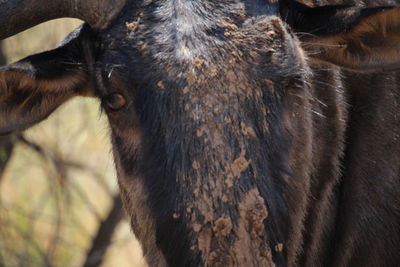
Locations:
151;0;279;16
100;0;293;65
101;0;282;41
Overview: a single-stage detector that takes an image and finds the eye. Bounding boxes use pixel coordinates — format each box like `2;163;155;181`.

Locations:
104;93;127;111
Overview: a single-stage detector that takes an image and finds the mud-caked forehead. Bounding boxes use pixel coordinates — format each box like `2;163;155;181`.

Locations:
100;0;283;49
97;0;305;87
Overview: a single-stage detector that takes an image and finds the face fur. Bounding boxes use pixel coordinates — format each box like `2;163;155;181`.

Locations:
90;1;310;265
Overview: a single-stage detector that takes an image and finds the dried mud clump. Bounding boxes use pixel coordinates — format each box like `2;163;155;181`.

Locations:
233;188;273;266
126;20;139;31
198;218;236;267
240;122;256;137
213;217;233;237
225;151;251;187
195;189;274;267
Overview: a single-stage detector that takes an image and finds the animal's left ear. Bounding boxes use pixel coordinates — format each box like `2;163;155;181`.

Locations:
281;1;400;72
0;24;98;134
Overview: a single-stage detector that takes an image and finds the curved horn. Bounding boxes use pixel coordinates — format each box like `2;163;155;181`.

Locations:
0;0;127;40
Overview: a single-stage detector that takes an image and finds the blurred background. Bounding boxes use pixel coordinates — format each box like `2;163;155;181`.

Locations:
0;19;146;267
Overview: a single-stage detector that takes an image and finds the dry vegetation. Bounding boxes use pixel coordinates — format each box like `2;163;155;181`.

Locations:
0;19;146;267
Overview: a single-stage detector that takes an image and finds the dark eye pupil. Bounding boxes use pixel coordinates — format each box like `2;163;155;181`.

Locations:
105;93;126;110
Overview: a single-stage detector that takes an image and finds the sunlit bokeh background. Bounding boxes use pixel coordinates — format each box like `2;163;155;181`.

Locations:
0;19;146;267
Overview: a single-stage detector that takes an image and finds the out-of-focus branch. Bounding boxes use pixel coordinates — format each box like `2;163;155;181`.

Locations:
0;135;15;179
0;41;16;181
18;134;109;219
18;134;113;195
83;194;124;267
0;216;54;267
0;40;5;65
17;134;125;266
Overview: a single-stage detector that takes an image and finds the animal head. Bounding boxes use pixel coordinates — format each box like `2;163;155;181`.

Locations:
1;0;400;133
1;0;400;266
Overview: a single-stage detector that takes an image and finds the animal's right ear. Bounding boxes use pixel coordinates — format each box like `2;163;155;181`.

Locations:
0;24;98;134
281;1;400;72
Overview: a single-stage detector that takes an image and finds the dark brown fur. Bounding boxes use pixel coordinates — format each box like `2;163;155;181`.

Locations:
1;1;400;266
